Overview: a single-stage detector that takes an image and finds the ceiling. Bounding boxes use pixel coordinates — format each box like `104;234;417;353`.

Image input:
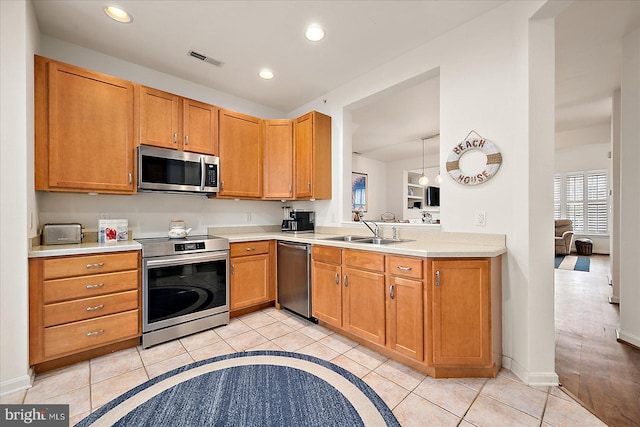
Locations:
31;1;639;161
31;0;505;113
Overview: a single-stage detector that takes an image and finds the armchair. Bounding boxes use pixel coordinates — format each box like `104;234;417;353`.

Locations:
555;219;573;255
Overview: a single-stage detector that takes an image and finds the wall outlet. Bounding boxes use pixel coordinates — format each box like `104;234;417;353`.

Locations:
246;212;252;222
475;210;487;226
100;212;109;219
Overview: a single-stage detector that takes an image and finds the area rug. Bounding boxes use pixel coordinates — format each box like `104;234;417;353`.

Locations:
76;350;400;427
555;255;590;272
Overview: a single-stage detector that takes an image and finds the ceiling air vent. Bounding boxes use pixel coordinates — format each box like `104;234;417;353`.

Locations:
187;50;224;68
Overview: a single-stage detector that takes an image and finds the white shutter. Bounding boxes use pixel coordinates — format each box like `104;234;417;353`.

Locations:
587;172;607;233
565;174;584;232
554;175;561;220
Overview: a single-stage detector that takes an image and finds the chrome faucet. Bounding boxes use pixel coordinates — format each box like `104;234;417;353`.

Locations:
362;220;380;238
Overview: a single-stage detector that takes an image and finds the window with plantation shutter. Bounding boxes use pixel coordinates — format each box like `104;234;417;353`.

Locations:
565;174;584;232
587;172;607;233
554;169;608;235
553;175;561;220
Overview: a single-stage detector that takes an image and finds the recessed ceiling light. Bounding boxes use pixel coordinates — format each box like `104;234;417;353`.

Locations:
104;6;133;23
259;69;274;80
305;24;324;42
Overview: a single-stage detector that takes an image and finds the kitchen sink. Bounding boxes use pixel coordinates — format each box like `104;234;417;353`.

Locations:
322;236;414;245
322;235;372;242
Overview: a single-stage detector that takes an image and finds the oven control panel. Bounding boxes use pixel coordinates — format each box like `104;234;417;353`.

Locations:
174;242;206;252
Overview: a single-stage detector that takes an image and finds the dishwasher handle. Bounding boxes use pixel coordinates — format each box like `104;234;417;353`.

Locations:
277;241;310;252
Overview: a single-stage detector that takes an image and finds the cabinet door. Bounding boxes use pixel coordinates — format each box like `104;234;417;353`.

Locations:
431;259;491;366
342;267;386;345
264;120;294;199
311;261;342;328
230;254;269;311
219;109;263;198
46;61;135;193
137;86;181;150
388;276;423;361
294;113;313;198
183;98;219;155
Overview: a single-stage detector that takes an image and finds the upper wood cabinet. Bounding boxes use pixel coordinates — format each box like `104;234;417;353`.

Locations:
35;56;135;194
218;109;263;198
136;86;219;155
263;120;294;199
294;111;332;199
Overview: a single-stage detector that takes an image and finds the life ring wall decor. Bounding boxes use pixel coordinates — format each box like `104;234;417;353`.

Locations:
446;131;502;185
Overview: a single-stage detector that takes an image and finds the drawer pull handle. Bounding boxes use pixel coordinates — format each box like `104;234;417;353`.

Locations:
86;329;105;337
389;285;395;299
85;283;105;289
231;264;235;275
435;270;441;287
185;135;189;145
334;272;339;285
396;266;412;271
246;247;256;251
86;304;104;311
86;263;104;269
343;275;348;287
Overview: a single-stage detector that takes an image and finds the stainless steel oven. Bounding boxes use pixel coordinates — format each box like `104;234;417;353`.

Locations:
136;235;229;348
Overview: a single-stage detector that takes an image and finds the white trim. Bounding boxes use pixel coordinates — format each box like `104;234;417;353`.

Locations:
504;356;560;386
617;328;640;348
0;369;33;396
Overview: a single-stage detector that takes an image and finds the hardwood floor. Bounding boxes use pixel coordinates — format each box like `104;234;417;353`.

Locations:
555;254;640;427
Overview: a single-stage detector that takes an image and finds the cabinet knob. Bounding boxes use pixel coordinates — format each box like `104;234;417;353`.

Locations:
435;270;441;287
389;285;395;299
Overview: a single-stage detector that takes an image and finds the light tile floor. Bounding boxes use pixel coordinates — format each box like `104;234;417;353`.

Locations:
2;307;607;426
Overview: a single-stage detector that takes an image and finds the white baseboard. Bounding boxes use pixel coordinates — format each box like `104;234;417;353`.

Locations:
502;356;559;386
617;328;640;348
0;369;33;396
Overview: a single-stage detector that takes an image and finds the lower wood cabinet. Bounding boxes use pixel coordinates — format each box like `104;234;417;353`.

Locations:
29;251;141;367
229;241;275;314
310;245;502;378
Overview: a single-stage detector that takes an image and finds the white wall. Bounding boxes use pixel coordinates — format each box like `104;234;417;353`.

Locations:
351;154;388;221
1;0;39;395
289;1;559;384
618;27;640;348
555;137;612;254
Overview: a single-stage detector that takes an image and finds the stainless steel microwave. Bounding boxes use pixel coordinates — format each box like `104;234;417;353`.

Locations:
137;145;219;194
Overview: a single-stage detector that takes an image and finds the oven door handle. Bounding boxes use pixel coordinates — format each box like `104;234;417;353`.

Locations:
145;252;228;268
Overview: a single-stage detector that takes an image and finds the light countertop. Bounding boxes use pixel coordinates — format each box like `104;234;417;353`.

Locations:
28;229;506;258
29;240;142;258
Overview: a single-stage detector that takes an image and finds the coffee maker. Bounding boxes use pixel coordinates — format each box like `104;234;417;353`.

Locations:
282;209;315;233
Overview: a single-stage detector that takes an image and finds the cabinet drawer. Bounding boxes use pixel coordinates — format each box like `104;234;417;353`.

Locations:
43;252;139;280
343;249;385;272
312;245;341;265
43;290;138;327
43;270;139;303
230;241;270;257
43;310;139;358
388;256;423;279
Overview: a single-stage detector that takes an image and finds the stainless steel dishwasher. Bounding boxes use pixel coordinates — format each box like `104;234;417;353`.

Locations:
277;241;312;318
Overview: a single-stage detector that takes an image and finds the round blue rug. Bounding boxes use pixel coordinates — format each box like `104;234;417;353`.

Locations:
77;350;400;426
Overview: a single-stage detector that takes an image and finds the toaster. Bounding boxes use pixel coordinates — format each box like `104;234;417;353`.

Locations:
41;223;83;245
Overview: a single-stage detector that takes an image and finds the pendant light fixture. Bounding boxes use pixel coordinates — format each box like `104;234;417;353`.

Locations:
418;138;429;186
